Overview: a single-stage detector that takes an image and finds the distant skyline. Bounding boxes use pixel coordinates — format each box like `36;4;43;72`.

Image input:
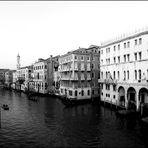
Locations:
1;1;148;69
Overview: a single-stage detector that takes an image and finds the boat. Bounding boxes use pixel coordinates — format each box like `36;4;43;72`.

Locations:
2;104;9;110
28;96;38;102
116;109;138;117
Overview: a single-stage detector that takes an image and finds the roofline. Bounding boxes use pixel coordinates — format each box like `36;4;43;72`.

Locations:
101;30;148;48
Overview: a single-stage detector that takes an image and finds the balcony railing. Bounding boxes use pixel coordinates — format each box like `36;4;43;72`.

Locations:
70;76;78;80
74;67;78;71
98;79;105;83
87;77;91;80
81;67;85;71
87;67;91;71
81;76;85;80
104;79;117;84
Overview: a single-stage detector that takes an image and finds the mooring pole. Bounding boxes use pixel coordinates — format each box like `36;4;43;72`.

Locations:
0;107;1;128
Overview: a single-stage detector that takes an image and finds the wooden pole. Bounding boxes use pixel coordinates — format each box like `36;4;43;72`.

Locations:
0;108;1;128
110;99;112;109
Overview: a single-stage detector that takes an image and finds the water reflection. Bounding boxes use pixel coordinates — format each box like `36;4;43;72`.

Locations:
0;88;147;148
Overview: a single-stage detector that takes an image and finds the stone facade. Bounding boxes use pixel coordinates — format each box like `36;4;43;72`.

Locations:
59;46;100;100
99;29;148;111
33;58;47;94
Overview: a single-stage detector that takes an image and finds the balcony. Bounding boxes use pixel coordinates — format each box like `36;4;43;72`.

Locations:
81;67;85;71
81;76;85;81
98;79;105;83
70;76;78;81
87;67;91;71
74;67;78;71
87;76;91;81
60;77;70;80
104;79;117;84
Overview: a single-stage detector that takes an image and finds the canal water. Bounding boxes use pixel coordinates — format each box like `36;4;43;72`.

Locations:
0;88;148;148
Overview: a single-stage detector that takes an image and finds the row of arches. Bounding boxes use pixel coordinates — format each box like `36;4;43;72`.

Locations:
118;86;148;110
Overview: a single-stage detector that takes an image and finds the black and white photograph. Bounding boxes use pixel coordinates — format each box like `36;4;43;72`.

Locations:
0;1;148;148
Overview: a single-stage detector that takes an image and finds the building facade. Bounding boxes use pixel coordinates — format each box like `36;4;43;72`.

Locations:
33;58;48;94
0;69;9;85
47;55;60;94
99;29;148;111
59;46;100;100
4;70;15;88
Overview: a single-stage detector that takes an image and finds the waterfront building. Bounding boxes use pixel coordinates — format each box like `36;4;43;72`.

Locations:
99;28;148;111
16;65;33;91
4;70;15;88
59;46;100;100
0;69;9;85
33;58;48;94
47;55;60;94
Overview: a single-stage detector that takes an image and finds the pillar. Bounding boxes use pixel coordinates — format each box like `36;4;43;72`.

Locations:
136;92;140;112
125;90;128;110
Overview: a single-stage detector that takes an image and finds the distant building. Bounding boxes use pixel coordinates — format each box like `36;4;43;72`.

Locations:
17;53;21;70
99;28;148;111
59;46;100;100
33;58;48;94
4;70;15;88
0;69;9;85
16;65;33;91
47;55;60;94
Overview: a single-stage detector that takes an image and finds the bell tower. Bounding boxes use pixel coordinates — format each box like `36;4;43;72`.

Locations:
17;53;20;69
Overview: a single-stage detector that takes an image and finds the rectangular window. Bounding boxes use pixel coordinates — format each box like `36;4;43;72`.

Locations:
127;54;130;62
127;41;130;48
118;56;120;63
87;56;90;60
81;56;84;60
135;53;137;61
114;46;116;51
114;57;116;63
118;44;120;50
139;52;142;60
135;39;137;45
124;43;126;48
139;38;142;45
124;55;126;62
75;56;77;60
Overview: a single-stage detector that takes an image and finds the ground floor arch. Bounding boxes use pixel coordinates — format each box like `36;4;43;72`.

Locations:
118;86;126;107
127;87;137;110
139;88;148;104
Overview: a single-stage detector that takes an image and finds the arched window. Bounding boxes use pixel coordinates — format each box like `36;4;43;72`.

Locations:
87;90;90;96
81;90;84;96
106;72;108;78
113;71;116;79
127;70;129;80
118;71;120;80
139;69;141;80
75;90;77;96
124;71;126;80
135;70;137;80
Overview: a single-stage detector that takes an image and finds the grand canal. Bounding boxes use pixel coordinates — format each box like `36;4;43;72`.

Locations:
0;88;148;148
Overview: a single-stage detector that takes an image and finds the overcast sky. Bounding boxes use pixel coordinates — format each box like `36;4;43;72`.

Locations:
1;1;148;69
